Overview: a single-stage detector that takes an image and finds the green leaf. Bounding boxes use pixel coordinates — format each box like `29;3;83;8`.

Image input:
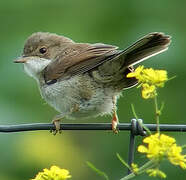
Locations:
86;161;109;180
116;153;131;170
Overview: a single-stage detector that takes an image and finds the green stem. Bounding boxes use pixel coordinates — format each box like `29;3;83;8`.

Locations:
119;171;136;180
119;160;156;180
86;161;109;180
131;104;151;135
117;153;132;171
138;160;155;173
154;94;160;133
131;104;139;120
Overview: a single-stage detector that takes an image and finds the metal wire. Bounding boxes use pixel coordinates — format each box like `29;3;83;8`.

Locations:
0;122;186;132
127;131;135;174
0;121;186;176
127;119;146;174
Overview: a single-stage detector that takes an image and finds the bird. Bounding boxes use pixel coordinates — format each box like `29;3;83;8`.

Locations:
14;32;171;134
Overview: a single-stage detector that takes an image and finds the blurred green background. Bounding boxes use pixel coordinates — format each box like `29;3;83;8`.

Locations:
0;0;186;179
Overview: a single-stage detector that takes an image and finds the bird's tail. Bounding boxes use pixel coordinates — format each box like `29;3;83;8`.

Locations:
121;32;171;67
95;32;171;89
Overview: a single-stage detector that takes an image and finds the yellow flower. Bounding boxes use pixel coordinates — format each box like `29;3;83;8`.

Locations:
168;144;186;169
146;168;166;178
31;166;71;180
142;68;167;87
127;66;168;99
141;83;156;99
131;163;139;174
138;133;186;169
126;65;144;79
127;65;168;86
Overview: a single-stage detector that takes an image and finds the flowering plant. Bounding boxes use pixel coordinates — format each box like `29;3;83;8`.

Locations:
88;66;186;180
31;66;186;180
31;166;71;180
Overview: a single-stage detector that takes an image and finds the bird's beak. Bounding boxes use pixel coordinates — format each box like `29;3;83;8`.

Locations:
14;57;28;63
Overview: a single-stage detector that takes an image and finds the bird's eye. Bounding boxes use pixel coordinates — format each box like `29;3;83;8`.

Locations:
39;47;47;54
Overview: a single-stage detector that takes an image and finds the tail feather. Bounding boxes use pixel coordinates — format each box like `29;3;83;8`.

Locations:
122;32;171;67
94;32;171;90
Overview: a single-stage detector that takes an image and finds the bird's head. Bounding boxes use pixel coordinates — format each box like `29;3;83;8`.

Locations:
14;32;73;79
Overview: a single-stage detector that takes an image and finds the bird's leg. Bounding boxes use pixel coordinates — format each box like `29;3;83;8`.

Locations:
51;104;80;135
111;96;119;134
51;114;63;135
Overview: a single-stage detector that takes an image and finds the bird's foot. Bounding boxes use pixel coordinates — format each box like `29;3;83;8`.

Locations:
111;96;119;134
111;111;119;134
51;115;62;135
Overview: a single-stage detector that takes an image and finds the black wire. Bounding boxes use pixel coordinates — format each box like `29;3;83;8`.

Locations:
1;121;185;177
127;133;135;174
0;123;186;133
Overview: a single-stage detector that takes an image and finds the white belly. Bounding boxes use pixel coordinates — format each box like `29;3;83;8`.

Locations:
39;75;119;120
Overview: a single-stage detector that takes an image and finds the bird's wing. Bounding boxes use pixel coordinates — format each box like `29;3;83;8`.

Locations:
43;32;171;85
43;43;119;84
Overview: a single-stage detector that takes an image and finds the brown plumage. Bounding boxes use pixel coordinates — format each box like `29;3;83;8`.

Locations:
16;32;171;133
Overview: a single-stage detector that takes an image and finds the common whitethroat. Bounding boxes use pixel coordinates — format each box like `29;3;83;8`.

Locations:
14;32;171;134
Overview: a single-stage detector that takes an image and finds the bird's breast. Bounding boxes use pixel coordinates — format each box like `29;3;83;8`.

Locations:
39;74;119;119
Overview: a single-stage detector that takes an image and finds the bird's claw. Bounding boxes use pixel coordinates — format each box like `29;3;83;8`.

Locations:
111;111;119;134
50;119;62;135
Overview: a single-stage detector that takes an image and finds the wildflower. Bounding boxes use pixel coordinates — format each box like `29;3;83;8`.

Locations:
138;133;186;168
146;168;166;178
127;65;144;79
127;66;168;99
168;144;186;169
141;83;156;99
31;165;71;180
131;163;139;174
